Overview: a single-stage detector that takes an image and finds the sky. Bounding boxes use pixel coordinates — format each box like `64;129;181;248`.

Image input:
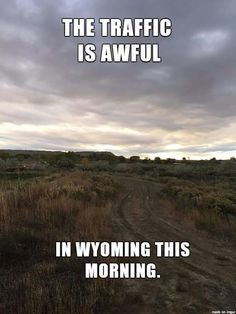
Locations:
0;0;236;159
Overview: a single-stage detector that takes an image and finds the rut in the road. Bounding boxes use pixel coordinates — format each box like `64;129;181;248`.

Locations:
110;175;236;313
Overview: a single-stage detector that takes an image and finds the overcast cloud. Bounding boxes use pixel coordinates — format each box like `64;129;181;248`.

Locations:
0;0;236;158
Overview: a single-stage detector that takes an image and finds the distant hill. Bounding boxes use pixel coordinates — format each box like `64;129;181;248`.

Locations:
0;149;115;157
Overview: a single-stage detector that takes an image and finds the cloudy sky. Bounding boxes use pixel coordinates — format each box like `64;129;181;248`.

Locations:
0;0;236;159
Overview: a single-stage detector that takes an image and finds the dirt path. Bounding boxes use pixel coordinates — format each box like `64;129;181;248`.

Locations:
110;175;236;314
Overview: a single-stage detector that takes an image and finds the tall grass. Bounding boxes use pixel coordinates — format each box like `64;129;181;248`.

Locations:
0;171;118;314
159;177;236;240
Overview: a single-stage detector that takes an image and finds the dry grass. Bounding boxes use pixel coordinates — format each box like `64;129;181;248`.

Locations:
159;177;236;241
0;171;119;314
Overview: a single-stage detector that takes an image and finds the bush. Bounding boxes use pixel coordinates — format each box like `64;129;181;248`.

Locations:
56;158;75;169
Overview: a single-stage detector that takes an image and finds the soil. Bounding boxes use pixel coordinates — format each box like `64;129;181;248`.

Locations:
109;175;236;314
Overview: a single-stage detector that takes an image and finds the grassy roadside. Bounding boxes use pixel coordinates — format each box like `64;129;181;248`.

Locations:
158;176;236;241
0;171;120;314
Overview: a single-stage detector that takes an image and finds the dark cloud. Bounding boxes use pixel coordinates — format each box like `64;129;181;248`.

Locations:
0;0;236;158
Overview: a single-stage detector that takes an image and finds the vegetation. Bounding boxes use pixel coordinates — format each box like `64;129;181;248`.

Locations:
0;171;120;313
0;149;236;312
159;174;236;240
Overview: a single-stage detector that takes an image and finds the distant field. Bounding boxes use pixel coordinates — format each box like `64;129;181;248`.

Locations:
0;151;236;313
1;150;236;240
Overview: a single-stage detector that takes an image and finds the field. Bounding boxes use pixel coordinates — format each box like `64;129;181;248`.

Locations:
0;150;236;313
0;170;120;313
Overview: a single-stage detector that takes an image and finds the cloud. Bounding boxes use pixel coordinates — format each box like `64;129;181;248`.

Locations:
191;30;230;57
0;0;236;158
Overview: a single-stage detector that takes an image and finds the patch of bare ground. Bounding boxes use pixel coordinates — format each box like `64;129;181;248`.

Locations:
108;175;236;314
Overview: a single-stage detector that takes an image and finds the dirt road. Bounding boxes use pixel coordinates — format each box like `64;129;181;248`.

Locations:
110;175;236;314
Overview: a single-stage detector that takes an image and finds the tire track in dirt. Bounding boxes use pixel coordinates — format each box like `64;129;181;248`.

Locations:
115;184;235;286
111;175;236;313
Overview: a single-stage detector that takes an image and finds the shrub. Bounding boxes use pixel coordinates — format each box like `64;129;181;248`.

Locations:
56;158;75;169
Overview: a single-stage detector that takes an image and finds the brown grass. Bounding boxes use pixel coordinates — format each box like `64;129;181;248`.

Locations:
0;171;119;314
159;178;236;241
